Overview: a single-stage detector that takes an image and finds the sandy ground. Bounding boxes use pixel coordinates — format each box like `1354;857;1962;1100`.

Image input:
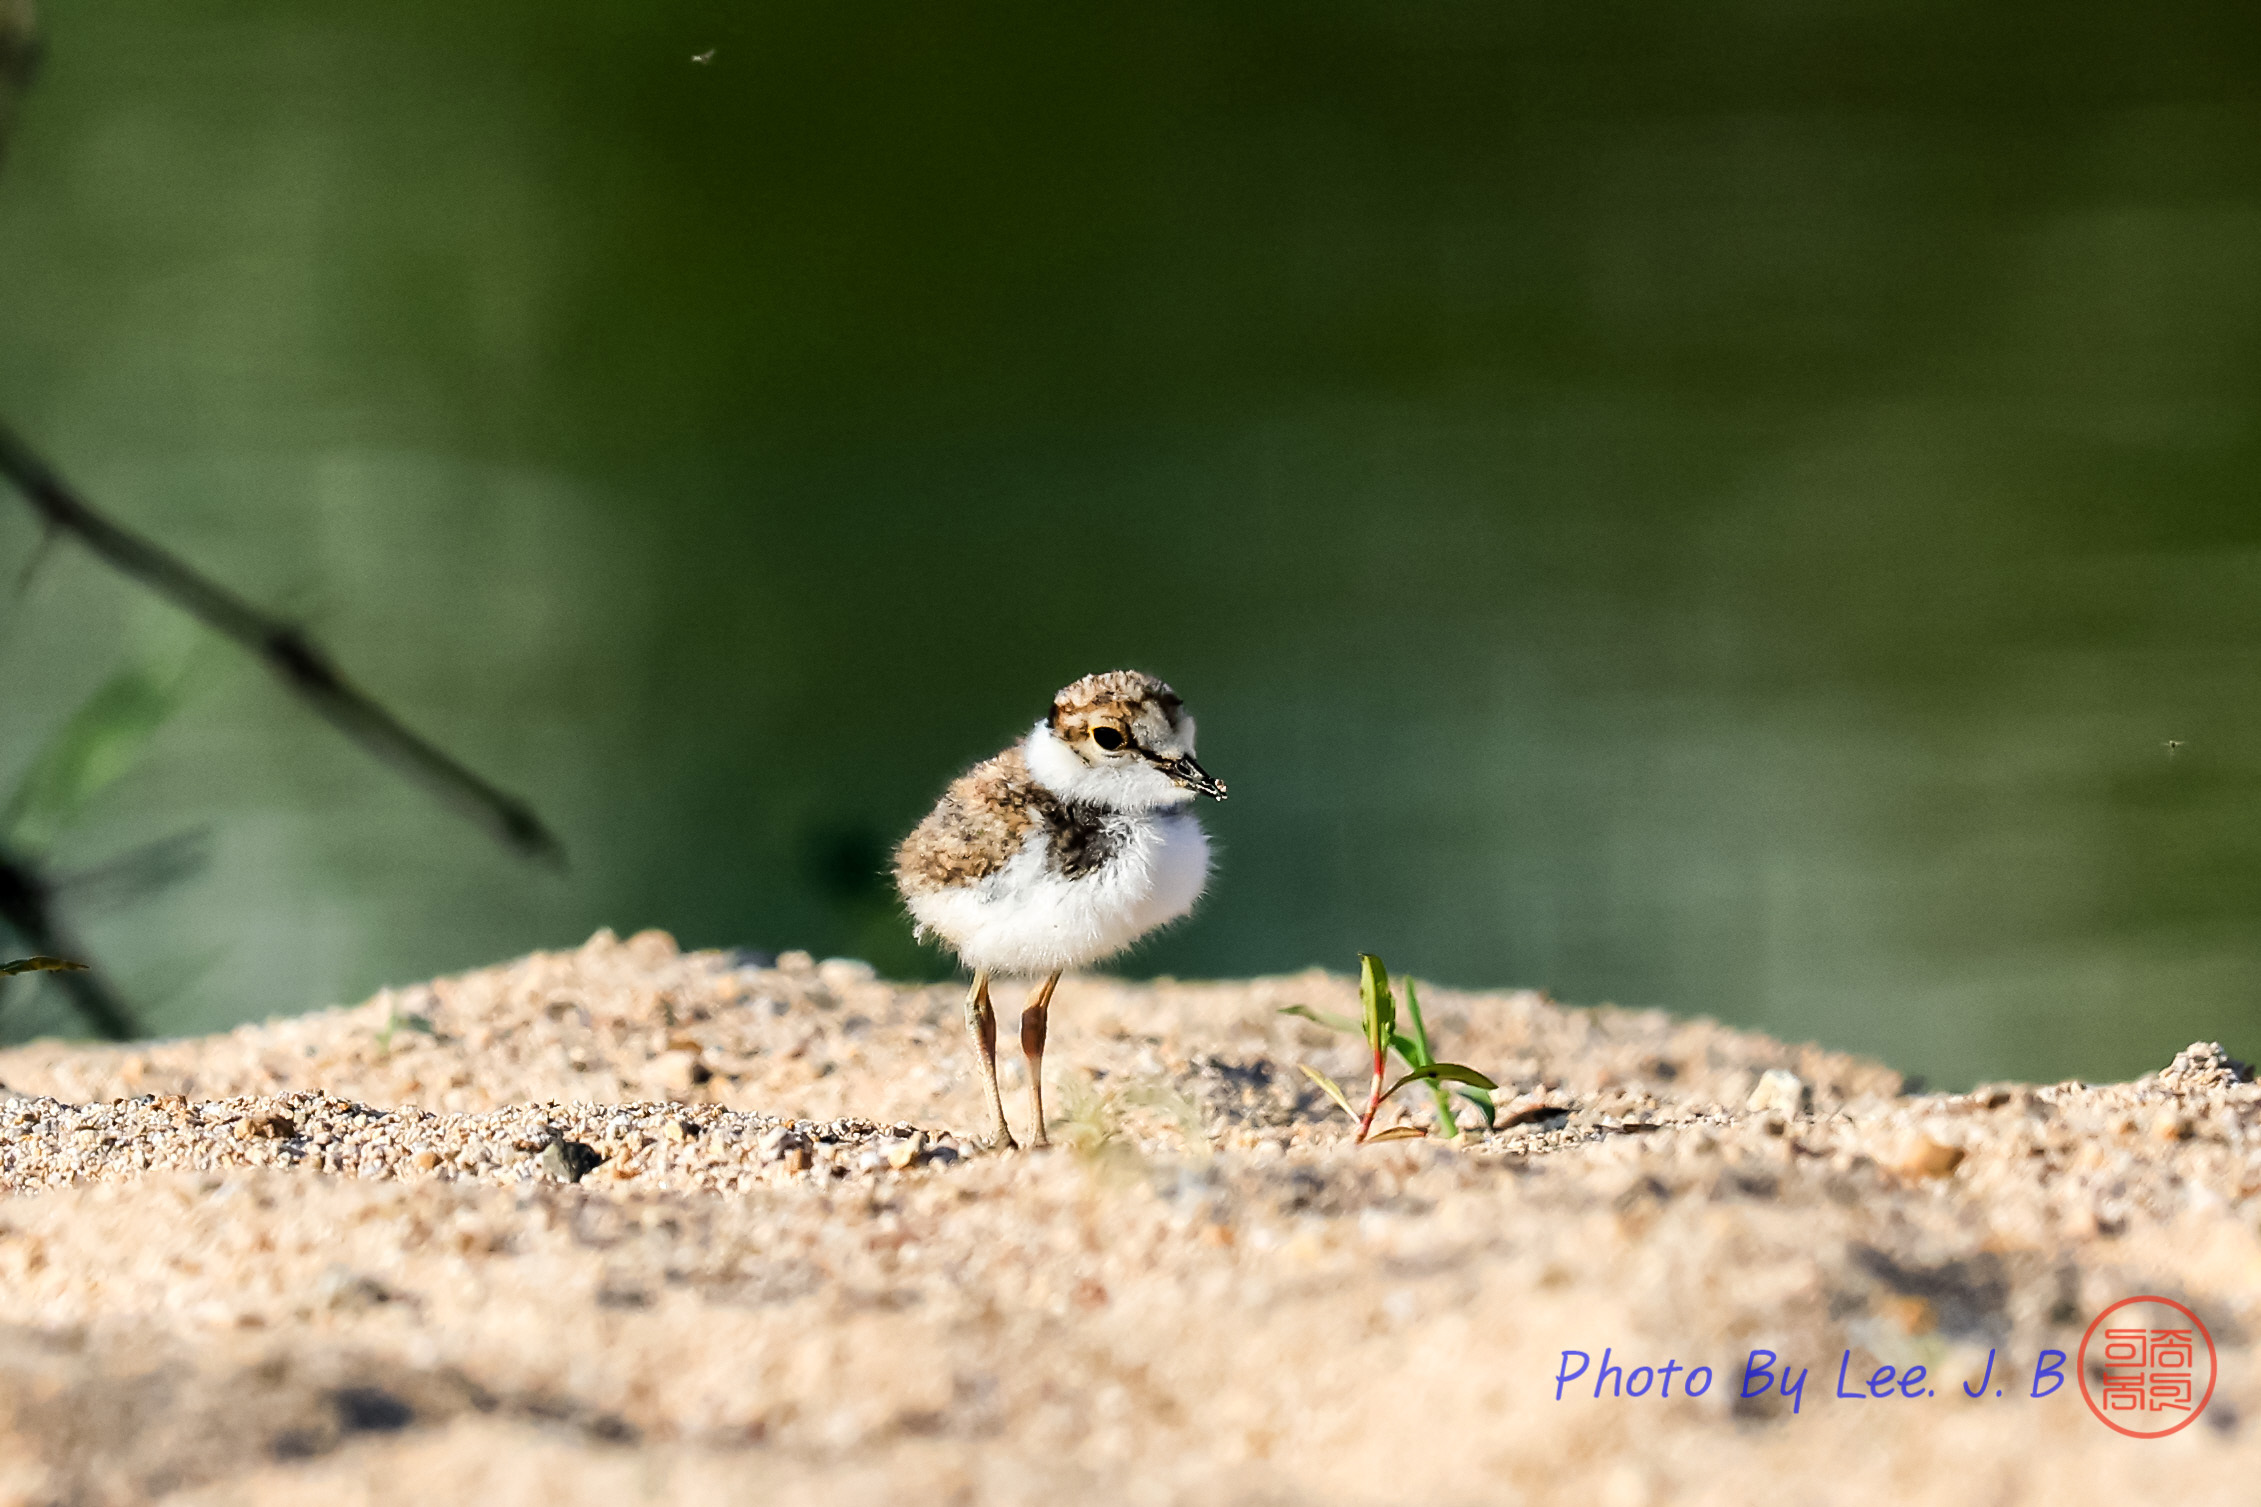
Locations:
0;928;2252;1504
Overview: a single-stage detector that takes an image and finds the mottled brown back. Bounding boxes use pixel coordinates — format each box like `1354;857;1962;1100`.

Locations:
895;745;1117;894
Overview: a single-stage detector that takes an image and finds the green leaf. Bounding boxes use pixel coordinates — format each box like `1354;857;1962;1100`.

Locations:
1400;976;1456;1136
0;956;89;976
1358;953;1395;1054
4;666;186;852
1297;1064;1357;1121
1454;1082;1499;1127
1382;1062;1499;1100
1381;1066;1444;1100
1278;1004;1361;1036
1387;1031;1429;1067
1401;977;1437;1064
1364;1125;1427;1143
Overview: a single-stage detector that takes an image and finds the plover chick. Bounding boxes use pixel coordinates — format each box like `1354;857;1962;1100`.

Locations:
894;670;1227;1149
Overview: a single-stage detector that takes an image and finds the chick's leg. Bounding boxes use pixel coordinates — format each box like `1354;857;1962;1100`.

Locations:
964;968;1016;1150
1020;969;1061;1148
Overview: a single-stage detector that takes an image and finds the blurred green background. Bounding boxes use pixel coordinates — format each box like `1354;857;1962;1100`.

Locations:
5;0;2261;1088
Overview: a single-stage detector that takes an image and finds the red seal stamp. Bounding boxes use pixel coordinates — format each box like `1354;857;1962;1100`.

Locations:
2078;1296;2216;1438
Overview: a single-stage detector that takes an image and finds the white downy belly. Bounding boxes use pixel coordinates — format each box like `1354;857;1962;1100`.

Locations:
908;812;1210;975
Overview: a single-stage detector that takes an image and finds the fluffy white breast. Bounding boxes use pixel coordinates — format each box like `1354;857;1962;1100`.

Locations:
1136;811;1209;933
906;807;1211;976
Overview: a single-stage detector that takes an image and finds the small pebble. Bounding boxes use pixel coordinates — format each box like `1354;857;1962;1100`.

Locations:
1746;1070;1808;1117
540;1139;605;1183
1880;1132;1964;1179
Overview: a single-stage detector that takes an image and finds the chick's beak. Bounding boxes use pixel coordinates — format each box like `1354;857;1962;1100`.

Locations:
1157;754;1228;800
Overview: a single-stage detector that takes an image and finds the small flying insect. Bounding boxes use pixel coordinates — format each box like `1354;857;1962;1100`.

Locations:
2164;740;2185;758
692;49;717;64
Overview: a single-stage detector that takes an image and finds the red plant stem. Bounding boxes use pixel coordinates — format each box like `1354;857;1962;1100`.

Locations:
1354;1036;1387;1142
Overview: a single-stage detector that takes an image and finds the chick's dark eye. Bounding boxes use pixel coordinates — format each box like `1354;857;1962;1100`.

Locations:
1091;726;1126;752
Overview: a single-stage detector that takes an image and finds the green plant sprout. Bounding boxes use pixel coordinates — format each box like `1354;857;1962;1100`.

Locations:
1053;1075;1213;1178
375;1003;438;1055
1284;957;1499;1139
1286;954;1497;1143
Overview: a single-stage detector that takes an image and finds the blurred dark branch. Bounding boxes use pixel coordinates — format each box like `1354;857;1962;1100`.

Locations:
0;7;552;1043
0;423;566;866
0;846;136;1039
0;5;137;1042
